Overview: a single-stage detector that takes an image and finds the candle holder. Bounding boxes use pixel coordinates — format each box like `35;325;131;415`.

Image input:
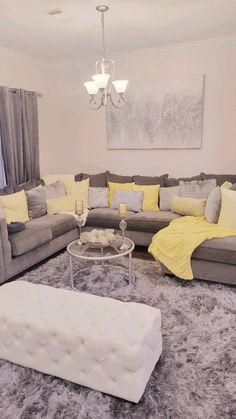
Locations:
118;218;130;251
118;203;130;251
76;201;84;246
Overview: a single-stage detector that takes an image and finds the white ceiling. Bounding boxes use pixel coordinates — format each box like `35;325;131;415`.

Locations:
0;0;235;64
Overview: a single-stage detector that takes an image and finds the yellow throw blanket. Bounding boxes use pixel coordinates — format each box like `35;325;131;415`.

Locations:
148;216;236;280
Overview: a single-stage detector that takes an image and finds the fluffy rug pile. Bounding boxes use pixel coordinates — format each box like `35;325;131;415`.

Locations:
0;253;235;419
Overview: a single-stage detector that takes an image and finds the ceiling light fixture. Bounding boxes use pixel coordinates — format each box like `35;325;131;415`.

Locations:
83;5;129;110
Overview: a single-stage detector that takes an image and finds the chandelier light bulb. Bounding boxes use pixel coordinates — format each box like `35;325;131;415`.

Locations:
92;73;110;89
112;80;129;94
83;81;99;95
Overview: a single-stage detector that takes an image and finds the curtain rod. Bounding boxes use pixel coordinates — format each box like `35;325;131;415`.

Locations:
8;88;42;98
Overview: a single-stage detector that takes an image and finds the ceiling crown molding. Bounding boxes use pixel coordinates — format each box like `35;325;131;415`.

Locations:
0;45;49;69
0;34;235;70
48;34;236;70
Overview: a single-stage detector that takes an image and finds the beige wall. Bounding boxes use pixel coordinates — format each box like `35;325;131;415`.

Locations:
1;40;235;178
44;40;236;177
0;47;50;177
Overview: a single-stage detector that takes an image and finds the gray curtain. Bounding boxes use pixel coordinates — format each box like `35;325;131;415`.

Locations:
0;87;40;186
0;131;6;188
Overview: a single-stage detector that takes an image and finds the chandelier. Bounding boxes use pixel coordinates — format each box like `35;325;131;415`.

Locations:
83;5;129;110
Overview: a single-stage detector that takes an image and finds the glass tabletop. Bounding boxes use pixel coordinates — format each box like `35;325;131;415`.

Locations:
67;236;134;261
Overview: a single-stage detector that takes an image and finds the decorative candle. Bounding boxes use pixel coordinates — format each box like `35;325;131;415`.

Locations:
119;203;127;218
76;200;83;215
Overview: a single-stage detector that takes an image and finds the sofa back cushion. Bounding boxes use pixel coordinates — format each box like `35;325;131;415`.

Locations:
201;172;236;186
165;175;202;187
106;171;133;184
133;174;168;187
26;185;47;219
14;179;37;192
0;184;14;195
81;172;106;187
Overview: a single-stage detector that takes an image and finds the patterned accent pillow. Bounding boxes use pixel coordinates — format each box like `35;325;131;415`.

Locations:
179;179;216;199
160;186;180;211
89;187;109;208
43;181;65;199
112;189;144;212
204;187;221;223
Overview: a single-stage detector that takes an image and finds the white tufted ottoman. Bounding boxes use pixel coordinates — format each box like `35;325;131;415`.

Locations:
0;281;162;403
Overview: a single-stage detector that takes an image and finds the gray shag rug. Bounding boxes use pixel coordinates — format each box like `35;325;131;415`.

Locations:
0;252;235;419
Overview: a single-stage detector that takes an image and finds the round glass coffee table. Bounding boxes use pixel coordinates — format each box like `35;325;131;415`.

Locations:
67;237;135;290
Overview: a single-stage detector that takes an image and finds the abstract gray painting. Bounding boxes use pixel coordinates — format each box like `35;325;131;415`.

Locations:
107;76;204;149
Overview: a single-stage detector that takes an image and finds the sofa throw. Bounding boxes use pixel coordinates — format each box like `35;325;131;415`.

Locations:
148;216;236;280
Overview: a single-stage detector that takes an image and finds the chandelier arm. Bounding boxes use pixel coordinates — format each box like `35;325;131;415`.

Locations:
109;92;126;109
89;95;103;110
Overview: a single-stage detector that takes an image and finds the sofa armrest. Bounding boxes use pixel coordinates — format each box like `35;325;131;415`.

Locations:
0;218;12;283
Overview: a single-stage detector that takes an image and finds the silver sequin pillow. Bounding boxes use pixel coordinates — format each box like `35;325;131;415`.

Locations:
112;189;144;212
179;179;216;199
89;187;109;208
160;186;180;211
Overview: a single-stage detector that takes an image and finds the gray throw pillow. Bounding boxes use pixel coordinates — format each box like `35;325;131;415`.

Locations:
26;185;47;219
89;187;108;208
179;179;216;199
112;189;144;212
160;186;180;211
43;180;65;199
204;186;221;223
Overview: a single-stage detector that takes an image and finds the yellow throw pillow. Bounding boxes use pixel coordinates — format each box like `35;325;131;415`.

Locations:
64;178;89;209
133;184;160;211
218;188;236;229
171;195;206;217
108;182;134;207
0;190;29;223
43;174;74;186
46;195;75;215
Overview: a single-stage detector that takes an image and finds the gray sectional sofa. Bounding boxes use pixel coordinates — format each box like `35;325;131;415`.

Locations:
0;171;236;286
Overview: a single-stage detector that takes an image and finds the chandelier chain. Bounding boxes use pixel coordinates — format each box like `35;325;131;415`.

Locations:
101;11;107;62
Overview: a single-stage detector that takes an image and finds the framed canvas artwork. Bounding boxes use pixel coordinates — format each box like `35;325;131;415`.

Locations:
107;75;204;149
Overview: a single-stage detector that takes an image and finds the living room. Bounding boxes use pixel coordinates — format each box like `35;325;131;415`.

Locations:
0;1;235;418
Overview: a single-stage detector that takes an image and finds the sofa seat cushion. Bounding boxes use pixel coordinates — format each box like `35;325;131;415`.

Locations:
9;228;52;257
127;211;181;233
25;214;77;239
87;208;135;229
193;237;236;265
